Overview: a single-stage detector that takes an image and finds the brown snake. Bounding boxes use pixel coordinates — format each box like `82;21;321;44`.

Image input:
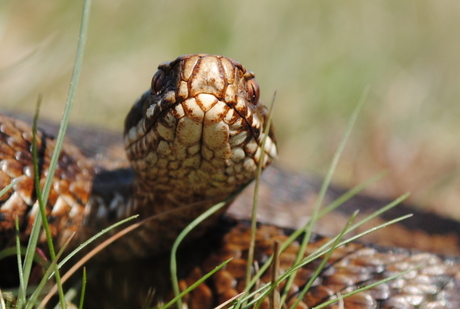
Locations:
0;54;459;308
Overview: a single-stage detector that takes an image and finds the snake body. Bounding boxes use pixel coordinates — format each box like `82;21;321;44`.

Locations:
0;54;459;308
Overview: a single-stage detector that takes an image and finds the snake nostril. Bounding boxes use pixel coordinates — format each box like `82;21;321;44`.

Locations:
151;70;166;94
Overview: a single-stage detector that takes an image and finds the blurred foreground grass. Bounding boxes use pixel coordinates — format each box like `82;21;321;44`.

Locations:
1;0;459;218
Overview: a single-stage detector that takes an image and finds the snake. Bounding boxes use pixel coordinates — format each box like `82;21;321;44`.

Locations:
0;54;459;308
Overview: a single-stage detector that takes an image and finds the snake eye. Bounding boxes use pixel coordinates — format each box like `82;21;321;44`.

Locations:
151;70;166;94
247;78;260;104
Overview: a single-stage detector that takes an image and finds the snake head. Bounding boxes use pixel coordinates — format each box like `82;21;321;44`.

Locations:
123;54;277;203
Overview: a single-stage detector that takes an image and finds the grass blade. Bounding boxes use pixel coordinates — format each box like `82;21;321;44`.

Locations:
26;237;73;309
0;179;17;198
318;171;387;218
161;258;232;309
289;211;358;309
170;201;228;309
17;94;45;309
78;268;86;309
39;215;138;308
312;266;419;309
246;91;276;289
56;215;138;271
281;88;369;305
15;217;26;308
169;187;247;309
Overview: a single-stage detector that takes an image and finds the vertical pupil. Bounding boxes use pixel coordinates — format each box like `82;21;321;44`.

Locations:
248;80;259;103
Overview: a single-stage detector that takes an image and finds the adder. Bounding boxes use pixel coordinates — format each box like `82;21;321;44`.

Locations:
0;54;459;308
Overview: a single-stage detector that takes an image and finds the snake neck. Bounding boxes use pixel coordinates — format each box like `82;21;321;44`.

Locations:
82;167;233;259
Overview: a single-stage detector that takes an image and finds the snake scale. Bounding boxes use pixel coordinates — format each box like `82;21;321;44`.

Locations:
0;54;459;308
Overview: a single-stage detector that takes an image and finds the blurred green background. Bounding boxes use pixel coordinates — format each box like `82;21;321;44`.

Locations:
1;1;459;218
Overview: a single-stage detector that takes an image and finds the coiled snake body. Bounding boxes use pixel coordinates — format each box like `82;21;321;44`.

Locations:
0;54;459;308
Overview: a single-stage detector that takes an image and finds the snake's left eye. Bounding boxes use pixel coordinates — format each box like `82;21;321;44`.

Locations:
151;70;166;94
247;78;260;104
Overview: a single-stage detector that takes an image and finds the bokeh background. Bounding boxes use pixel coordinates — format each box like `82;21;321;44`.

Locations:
1;1;459;218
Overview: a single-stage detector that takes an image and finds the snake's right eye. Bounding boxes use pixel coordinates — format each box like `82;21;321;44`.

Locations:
151;70;166;94
247;78;260;104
